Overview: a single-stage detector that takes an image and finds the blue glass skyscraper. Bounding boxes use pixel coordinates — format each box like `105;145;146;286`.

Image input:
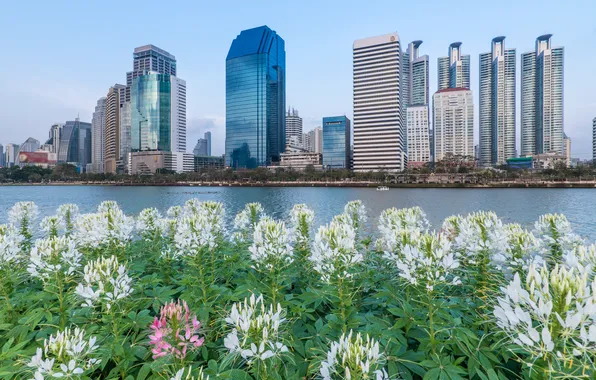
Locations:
323;116;351;169
225;26;286;168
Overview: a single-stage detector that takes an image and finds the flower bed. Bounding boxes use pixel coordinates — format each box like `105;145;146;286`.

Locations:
1;200;595;379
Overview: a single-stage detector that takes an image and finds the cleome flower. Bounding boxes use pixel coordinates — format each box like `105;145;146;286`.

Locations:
74;201;134;249
494;263;596;369
40;216;61;238
27;327;100;379
170;366;208;380
534;213;583;264
564;244;596;279
383;233;461;292
453;211;508;268
320;330;389;380
136;208;163;239
56;204;79;236
249;218;294;271
0;224;24;269
28;236;82;281
174;214;218;258
309;219;361;283
232;203;266;243
288;204;315;247
75;255;133;311
149;300;205;360
344;200;367;231
492;224;543;276
441;215;463;242
167;205;184;218
182;200;226;233
223;294;288;364
377;207;429;252
8;201;39;244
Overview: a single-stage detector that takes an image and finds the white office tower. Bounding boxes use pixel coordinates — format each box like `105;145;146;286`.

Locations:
285;108;303;144
479;37;516;166
521;34;564;156
353;32;405;172
307;127;323;153
91;97;107;173
171;77;187;153
433;88;474;161
403;40;430;167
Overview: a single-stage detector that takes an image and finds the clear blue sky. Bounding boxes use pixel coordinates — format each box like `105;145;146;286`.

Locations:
1;0;595;158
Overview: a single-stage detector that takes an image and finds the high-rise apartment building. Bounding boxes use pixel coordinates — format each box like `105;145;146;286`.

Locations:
521;34;564;156
46;124;63;154
433;88;474;161
0;144;4;167
285;108;303;145
403;41;430;167
593;118;596;162
563;133;571;167
479;37;516;166
104;84;126;173
91;97;107;173
131;73;186;153
353;33;405;172
4;144;19;167
438;43;470;90
323;116;351;169
307;127;323;153
225;26;286;168
193;132;212;156
204;131;211;156
126;45;177;102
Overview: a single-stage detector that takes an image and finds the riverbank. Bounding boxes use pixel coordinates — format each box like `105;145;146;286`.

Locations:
2;180;596;188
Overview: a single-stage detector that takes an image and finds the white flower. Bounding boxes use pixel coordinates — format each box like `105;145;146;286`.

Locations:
534;214;583;263
8;201;39;241
223;294;287;365
232;203;266;243
376;207;429;252
453;211;508;268
40;216;61;237
28;327;100;379
0;224;24;269
288;204;315;246
56;204;79;235
564;244;596;279
249;219;294;271
75;255;133;310
174;214;218;257
74;202;134;248
28;236;82;280
344;200;367;230
309;219;360;282
136;208;163;238
170;366;208;380
492;223;543;276
167;205;183;218
320;330;388;380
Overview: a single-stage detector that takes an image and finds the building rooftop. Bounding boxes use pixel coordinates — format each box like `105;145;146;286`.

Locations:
227;26;283;60
435;87;470;94
133;45;176;60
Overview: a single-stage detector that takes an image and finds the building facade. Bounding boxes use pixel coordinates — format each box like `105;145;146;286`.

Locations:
126;45;177;102
285;108;303;145
193;132;211;156
4;144;19;167
91;97;107;173
433;88;474;161
204;131;211;156
307;127;323;153
593;118;596;162
15;138;40;166
438;43;470;90
194;155;224;171
46;124;63;154
323;116;351;169
57;119;92;170
521;34;564;156
0;144;4;167
130;151;193;174
479;37;516;167
563;133;571;167
225;26;286;169
280;151;322;170
104;85;126;173
403;41;430;168
353;33;405;172
130;73;186;153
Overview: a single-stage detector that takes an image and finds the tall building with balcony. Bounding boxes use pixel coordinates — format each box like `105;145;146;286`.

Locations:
126;45;177;102
90;97;107;173
104;84;126;173
225;26;286;169
285;108;303;146
433;88;474;161
403;40;430;167
438;42;470;90
323;116;351;169
353;32;405;172
521;34;564;156
479;37;516;167
130;73;186;153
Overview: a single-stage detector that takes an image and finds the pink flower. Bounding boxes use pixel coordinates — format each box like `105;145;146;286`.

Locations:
148;300;204;360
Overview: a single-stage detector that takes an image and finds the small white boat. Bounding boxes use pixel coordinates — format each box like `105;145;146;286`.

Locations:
377;186;389;191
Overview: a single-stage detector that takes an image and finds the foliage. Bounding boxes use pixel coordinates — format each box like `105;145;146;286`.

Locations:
0;200;594;379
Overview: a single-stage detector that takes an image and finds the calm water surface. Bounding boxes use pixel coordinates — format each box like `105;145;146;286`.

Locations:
1;186;595;240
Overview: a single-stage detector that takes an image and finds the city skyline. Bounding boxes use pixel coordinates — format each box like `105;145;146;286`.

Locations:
1;1;594;159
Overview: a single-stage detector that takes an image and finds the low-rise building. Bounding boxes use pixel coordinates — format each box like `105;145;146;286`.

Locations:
130;151;193;174
194;155;225;171
17;151;57;168
532;153;567;170
279;151;322;171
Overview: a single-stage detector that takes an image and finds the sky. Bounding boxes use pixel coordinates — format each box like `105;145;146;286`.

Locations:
0;0;595;158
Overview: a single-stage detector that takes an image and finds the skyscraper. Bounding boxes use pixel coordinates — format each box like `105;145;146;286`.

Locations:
58;119;92;169
46;124;63;154
204;131;211;156
225;26;286;168
131;73;186;153
91;97;107;173
126;45;177;102
563;133;571;167
323;116;351;169
5;144;19;167
353;33;405;172
438;43;470;90
285;108;303;145
479;37;516;166
521;34;564;156
593;118;596;162
403;41;430;167
433;88;474;161
104;84;126;173
307;127;323;153
0;144;4;167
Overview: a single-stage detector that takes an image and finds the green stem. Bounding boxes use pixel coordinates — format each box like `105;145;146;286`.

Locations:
427;290;436;355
